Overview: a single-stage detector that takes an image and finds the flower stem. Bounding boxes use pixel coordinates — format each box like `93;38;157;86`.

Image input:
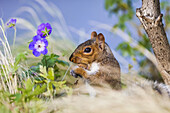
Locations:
43;55;48;72
13;27;17;49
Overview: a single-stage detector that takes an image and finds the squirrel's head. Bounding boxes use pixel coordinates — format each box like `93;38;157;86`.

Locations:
69;31;105;67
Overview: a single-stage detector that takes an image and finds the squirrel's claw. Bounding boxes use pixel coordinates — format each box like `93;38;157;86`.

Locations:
70;70;82;78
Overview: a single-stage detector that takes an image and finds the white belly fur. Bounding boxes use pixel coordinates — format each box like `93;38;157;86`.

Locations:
85;62;99;75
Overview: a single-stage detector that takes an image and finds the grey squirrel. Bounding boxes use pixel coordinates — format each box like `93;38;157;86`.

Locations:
69;31;121;90
69;31;170;96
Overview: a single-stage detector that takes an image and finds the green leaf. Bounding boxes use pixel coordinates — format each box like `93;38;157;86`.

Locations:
39;65;47;74
30;65;40;73
53;65;59;72
41;31;46;33
138;34;152;51
45;27;48;33
105;0;134;29
105;0;115;10
47;82;53;94
34;80;45;84
160;1;169;9
10;93;22;103
47;68;54;80
116;42;135;57
39;65;48;79
25;79;34;91
52;81;66;88
31;84;46;96
14;52;27;72
56;59;69;66
41;54;60;68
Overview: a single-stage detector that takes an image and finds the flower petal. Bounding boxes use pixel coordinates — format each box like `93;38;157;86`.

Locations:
41;48;48;55
41;35;46;38
29;42;35;50
11;19;17;24
7;18;17;28
33;49;41;57
37;23;52;38
46;23;52;29
14;19;17;24
42;38;48;47
37;23;45;30
48;29;52;35
33;35;41;42
37;23;46;38
46;23;52;35
37;30;46;38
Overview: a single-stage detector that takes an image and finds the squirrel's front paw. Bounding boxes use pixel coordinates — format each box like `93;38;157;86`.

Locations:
70;70;82;78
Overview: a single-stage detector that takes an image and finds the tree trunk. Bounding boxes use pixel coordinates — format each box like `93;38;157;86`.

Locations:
136;0;170;85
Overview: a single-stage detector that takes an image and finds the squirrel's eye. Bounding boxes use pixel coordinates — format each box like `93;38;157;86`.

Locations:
84;47;91;53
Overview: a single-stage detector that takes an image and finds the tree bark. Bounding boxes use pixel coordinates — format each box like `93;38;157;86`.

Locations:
136;0;170;85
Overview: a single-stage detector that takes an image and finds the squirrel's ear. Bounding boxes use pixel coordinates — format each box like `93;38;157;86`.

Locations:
97;33;105;51
91;31;97;40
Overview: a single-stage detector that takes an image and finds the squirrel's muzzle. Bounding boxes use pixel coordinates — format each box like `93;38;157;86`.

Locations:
69;53;81;63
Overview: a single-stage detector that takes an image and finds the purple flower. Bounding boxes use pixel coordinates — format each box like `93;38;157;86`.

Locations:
37;23;52;38
7;18;17;28
29;35;48;57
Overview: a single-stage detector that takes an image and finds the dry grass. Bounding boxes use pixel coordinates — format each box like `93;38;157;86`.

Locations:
0;21;17;94
42;74;170;113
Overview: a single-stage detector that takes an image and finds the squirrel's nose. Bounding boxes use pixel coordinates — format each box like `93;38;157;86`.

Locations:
69;53;73;62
